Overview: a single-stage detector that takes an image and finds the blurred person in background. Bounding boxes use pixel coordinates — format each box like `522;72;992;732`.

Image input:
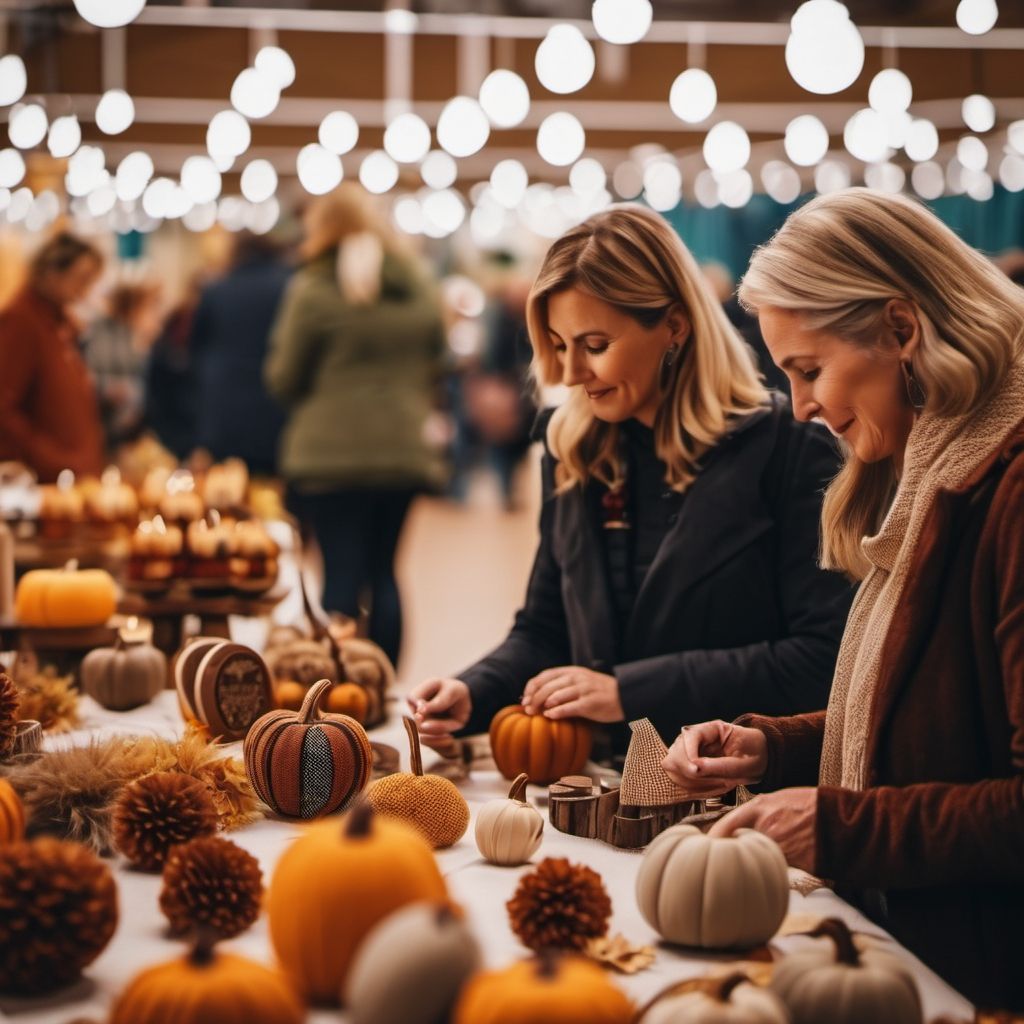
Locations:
83;278;163;457
191;232;290;476
266;184;448;667
0;232;105;481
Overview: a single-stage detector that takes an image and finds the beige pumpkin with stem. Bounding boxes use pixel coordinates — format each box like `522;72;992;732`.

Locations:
639;972;790;1024
80;636;167;711
636;824;789;950
475;772;544;866
771;918;922;1024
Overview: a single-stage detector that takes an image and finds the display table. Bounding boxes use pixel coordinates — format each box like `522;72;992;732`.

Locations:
0;692;976;1024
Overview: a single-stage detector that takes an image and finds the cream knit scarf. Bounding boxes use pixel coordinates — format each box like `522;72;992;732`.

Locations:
820;357;1024;790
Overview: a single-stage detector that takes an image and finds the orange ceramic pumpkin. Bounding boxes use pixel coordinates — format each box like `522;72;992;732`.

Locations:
490;705;592;786
14;564;117;628
326;682;369;723
453;954;633;1024
267;801;447;1005
0;779;24;843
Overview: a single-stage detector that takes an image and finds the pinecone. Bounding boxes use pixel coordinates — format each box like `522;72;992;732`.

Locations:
0;672;18;760
0;837;118;995
112;772;217;871
160;835;263;938
507;857;612;952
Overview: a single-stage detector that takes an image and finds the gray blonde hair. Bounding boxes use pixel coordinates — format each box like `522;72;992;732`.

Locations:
528;204;767;493
739;187;1024;579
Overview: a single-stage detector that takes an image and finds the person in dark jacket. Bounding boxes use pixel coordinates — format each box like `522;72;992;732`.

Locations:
663;189;1024;1010
409;204;852;757
191;232;289;475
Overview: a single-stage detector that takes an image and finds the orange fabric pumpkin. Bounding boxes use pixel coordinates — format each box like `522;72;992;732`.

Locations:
109;934;304;1024
14;565;117;628
267;801;447;1005
245;679;372;819
0;779;24;844
490;705;592;786
326;682;369;723
453;954;633;1024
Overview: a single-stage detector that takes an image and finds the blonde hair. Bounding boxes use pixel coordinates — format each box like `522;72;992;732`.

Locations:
528;204;768;492
739;187;1024;579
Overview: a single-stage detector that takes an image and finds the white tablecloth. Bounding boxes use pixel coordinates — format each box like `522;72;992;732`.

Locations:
0;692;976;1024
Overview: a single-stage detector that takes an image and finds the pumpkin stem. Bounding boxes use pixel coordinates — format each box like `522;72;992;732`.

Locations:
713;973;749;1002
805;918;861;967
435;902;461;927
535;950;560;980
508;773;530;802
298;679;333;723
344;798;374;839
188;927;219;968
403;716;424;776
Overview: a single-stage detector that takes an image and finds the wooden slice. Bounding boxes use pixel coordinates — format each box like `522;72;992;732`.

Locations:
172;636;223;719
193;642;272;741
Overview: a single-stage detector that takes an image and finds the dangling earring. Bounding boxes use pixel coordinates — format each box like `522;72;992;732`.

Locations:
659;344;680;391
901;360;926;410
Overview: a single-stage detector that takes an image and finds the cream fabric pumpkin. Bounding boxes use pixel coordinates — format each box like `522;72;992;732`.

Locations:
636;825;788;949
475;773;544;866
80;639;168;711
345;902;480;1024
640;973;790;1024
771;918;921;1024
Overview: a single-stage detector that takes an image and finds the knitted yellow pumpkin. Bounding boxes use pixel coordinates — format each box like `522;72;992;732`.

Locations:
367;717;469;849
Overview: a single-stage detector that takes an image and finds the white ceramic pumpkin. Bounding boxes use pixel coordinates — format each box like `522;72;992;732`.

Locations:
771;918;922;1024
80;638;167;711
345;902;481;1023
640;973;790;1024
475;773;544;866
636;824;789;950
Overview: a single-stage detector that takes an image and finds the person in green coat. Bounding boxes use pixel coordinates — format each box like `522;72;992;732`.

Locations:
265;183;448;666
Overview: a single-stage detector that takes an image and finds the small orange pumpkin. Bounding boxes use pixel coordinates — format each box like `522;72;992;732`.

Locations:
14;563;117;628
274;680;307;710
452;954;633;1024
267;801;448;1004
327;682;370;722
0;778;24;844
489;705;592;786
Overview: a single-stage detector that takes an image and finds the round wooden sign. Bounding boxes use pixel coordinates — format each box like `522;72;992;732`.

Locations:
193;642;272;741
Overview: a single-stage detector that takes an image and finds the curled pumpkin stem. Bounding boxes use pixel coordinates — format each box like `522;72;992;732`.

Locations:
508;773;530;802
805;917;860;967
403;716;424;776
298;679;332;724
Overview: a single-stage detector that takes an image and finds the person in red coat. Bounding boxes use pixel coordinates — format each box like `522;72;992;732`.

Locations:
662;188;1024;1010
0;232;105;482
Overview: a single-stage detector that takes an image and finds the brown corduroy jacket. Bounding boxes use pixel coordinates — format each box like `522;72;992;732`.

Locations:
742;415;1024;1011
0;286;104;482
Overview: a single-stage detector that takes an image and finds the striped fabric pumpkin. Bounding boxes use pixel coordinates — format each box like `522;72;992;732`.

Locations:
0;778;25;844
244;679;372;819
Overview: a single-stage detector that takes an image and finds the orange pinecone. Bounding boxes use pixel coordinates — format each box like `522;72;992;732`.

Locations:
112;772;217;871
160;835;263;938
0;672;18;760
507;857;612;952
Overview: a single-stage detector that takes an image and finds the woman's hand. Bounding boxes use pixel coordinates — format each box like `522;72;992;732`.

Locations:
407;678;472;749
661;719;769;796
522;666;624;723
708;787;818;873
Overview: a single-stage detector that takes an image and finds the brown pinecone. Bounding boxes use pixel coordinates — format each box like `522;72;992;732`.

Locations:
0;672;18;760
0;837;118;995
507;857;612;952
159;835;263;938
112;772;217;871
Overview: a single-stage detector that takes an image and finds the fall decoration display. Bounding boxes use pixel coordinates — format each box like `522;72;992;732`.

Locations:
38;476;85;540
638;972;790;1024
490;704;591;785
345;902;481;1023
507;857;612;952
367;716;469;849
14;564;118;628
0;779;25;843
80;636;168;711
13;665;80;732
636;824;789;950
327;681;370;722
0;671;18;760
475;772;544;866
159;835;263;939
112;771;218;871
127;516;185;590
244;678;372;819
186;518;236;590
585;934;656;975
175;638;273;741
0;837;118;995
264;636;337;687
84;469;139;527
229;519;279;593
452;953;634;1024
771;918;923;1024
203;457;249;509
267;800;448;1004
108;931;305;1024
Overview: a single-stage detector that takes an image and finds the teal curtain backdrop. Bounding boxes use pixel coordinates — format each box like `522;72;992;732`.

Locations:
664;185;1024;281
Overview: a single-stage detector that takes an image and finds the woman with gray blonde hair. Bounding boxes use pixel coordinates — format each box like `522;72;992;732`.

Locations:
663;187;1024;1008
410;203;852;759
